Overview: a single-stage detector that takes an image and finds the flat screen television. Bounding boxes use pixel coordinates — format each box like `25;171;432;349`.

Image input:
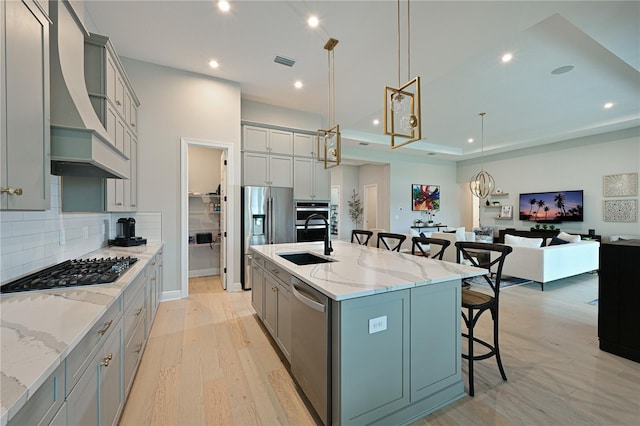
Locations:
518;190;584;222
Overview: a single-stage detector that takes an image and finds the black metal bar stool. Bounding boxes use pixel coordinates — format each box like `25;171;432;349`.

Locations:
455;241;513;396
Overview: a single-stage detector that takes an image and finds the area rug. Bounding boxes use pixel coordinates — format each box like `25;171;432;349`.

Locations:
463;275;532;289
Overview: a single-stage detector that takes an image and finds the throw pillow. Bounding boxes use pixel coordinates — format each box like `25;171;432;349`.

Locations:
557;231;581;243
548;236;570;246
505;234;543;248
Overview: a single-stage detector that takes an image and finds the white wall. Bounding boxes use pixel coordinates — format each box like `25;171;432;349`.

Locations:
457;127;640;238
331;165;359;241
122;58;241;294
242;99;322;131
188;146;222;194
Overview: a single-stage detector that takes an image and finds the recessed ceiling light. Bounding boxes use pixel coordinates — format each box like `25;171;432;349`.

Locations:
373;119;380;125
218;1;230;12
604;102;614;109
209;60;219;69
468;138;474;143
308;16;319;28
294;81;303;89
551;65;574;75
501;53;513;63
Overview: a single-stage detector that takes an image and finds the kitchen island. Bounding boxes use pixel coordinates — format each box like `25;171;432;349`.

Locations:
250;241;485;425
0;243;163;426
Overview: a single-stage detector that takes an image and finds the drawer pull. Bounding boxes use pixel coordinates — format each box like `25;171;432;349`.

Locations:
98;320;113;336
116;202;123;206
135;307;143;316
135;344;143;353
116;100;122;106
100;353;113;367
131;122;136;127
1;187;23;196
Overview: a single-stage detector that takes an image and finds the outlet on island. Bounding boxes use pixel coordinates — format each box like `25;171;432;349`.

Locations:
368;315;388;334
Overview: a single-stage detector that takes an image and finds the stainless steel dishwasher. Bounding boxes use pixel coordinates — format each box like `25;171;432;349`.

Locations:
290;277;331;425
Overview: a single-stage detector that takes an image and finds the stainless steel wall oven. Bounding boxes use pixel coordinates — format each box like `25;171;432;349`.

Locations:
295;201;330;243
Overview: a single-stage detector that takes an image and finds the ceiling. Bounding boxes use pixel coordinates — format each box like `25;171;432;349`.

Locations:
83;0;640;162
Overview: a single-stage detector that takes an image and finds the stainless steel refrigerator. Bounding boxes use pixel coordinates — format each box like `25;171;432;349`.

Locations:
241;186;294;289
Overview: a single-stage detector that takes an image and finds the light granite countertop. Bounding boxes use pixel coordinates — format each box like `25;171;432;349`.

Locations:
0;242;163;426
250;241;486;301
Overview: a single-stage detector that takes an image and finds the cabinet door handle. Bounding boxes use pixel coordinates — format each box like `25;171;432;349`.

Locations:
1;187;23;196
135;344;143;353
116;100;122;106
116;202;123;206
131;204;136;207
131;122;136;127
98;320;113;336
135;307;143;316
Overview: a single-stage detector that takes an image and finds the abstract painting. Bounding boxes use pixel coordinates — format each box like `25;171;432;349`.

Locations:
412;184;440;211
603;199;638;222
603;173;638;197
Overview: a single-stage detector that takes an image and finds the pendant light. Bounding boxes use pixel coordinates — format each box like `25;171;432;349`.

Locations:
317;38;341;169
469;112;495;199
384;0;421;149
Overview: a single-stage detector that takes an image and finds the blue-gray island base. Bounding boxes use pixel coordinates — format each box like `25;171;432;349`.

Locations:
250;241;485;425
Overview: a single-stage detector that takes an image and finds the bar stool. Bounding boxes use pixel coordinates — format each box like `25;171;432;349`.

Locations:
411;236;450;259
351;230;373;246
455;241;513;397
376;232;406;252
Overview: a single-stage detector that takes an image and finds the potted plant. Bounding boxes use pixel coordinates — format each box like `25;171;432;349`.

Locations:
347;189;364;227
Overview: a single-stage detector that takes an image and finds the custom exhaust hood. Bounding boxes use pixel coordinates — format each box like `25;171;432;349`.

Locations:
49;1;128;179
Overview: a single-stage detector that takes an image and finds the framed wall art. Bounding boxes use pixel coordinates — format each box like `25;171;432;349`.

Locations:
500;205;513;218
603;199;638;222
603;173;638;197
412;184;440;211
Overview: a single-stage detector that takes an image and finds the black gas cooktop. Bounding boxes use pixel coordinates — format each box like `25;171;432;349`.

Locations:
1;257;138;294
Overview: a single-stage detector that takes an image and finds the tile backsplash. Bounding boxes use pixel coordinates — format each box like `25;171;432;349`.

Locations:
1;177;161;283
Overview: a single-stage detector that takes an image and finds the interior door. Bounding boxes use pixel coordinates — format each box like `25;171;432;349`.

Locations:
220;151;227;289
364;184;378;229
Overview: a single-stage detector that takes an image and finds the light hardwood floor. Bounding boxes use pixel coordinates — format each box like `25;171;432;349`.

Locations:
119;273;640;425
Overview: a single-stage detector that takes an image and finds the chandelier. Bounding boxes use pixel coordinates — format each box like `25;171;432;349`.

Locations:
469;112;495;198
317;38;341;169
384;0;422;149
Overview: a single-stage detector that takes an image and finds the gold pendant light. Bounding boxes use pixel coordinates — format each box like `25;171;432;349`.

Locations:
384;0;422;149
317;38;341;169
469;112;496;198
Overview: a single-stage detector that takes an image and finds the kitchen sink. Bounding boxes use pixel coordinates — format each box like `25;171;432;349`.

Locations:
278;252;335;266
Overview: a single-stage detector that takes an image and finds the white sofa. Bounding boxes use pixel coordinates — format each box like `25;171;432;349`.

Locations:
492;239;600;290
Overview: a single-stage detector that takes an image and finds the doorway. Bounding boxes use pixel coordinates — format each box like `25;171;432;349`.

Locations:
181;137;239;298
363;184;378;229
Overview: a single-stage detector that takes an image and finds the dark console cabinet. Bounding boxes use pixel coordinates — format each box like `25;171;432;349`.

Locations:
598;240;640;363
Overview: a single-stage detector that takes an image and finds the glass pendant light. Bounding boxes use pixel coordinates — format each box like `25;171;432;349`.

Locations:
469;112;496;199
317;38;341;169
384;0;422;149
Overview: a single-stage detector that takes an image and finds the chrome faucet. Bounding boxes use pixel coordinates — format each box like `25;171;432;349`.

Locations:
304;213;333;256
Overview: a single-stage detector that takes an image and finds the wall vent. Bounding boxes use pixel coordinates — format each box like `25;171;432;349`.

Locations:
274;55;295;67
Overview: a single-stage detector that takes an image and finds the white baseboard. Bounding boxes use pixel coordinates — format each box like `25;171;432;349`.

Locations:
160;290;182;301
227;281;243;292
188;268;219;278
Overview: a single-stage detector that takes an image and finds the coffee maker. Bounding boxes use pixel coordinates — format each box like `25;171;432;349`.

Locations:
109;217;147;247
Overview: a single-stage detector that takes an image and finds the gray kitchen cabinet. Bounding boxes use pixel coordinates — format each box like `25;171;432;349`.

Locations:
243;125;293;155
67;316;123;426
250;254;292;361
251;257;265;319
147;249;163;330
293;157;331;200
293;132;317;158
1;0;50;210
243;152;293;187
276;280;292;359
7;363;65;426
81;32;140;212
264;272;279;336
